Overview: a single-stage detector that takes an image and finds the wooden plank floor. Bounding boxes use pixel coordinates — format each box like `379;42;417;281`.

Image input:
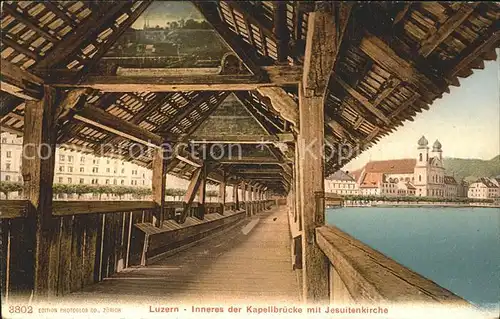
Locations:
68;206;299;305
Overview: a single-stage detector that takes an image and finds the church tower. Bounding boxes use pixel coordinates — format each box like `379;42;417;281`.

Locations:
432;140;442;161
414;136;429;196
416;135;429;166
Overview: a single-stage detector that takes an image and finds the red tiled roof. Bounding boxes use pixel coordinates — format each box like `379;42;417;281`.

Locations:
349;169;363;182
363;159;416;174
359;172;383;188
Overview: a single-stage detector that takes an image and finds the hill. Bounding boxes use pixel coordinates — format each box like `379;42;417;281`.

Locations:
443;156;500;182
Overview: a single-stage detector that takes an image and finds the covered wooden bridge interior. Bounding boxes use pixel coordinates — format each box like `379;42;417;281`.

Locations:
1;0;499;305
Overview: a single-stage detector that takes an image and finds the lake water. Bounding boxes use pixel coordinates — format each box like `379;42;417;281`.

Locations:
325;207;500;311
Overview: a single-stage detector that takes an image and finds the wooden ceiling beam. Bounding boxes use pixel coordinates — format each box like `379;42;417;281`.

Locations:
176;92;231;139
42;1;78;28
3;4;60;43
256;87;299;129
418;3;478;57
33;1;130;72
1;59;44;100
215;157;284;165
274;2;290;62
225;2;277;42
48;70;300;92
77;0;153;80
156;92;214;134
235;92;286;133
2;37;39;60
188;134;294;144
97;93;175;149
74;104;164;147
448;29;500;78
334;76;391;125
359;32;443;98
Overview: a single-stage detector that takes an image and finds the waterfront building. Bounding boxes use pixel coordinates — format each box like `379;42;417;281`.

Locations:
352;136;458;198
325;170;359;195
0;132;152;200
468;177;499;199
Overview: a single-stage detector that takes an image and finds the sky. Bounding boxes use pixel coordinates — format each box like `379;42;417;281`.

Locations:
344;51;500;172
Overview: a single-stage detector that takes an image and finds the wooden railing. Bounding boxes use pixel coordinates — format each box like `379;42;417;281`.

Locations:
315;225;471;305
0;199;273;300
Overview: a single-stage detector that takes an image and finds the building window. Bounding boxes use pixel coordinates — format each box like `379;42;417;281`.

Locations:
419;175;421;182
68;156;73;163
6;151;12;158
5;175;10;181
80;157;85;163
106;168;110;173
67;178;72;184
121;168;125;174
107;160;110;165
59;155;65;161
92;167;98;173
58;177;63;183
6;163;11;170
68;167;73;173
105;179;110;184
121;180;124;185
80;167;84;173
59;166;64;172
1;138;7;143
419;153;422;161
113;179;117;185
80;178;84;184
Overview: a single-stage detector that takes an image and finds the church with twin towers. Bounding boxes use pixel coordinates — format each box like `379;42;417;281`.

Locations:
327;136;460;198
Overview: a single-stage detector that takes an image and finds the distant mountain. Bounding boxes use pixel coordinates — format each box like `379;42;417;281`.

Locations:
443;156;500;182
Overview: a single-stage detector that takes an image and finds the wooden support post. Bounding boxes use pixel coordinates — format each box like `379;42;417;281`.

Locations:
234;183;240;211
299;4;347;303
151;147;167;227
181;168;203;223
294;145;301;225
219;173;226;215
22;85;58;298
198;165;207;220
240;182;247;216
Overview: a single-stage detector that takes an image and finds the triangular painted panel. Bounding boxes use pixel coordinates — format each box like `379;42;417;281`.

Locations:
191;93;270;138
102;1;250;72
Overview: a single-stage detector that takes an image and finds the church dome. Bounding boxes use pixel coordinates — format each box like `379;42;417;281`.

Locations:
433;139;442;151
417;135;428;147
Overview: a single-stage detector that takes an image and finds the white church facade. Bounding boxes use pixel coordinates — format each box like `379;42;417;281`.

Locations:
351;136;458;198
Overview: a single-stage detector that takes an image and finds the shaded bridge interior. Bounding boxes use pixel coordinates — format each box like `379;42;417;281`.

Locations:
0;0;498;302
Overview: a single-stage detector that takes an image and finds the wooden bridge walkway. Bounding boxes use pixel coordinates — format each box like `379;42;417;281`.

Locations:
67;206;299;304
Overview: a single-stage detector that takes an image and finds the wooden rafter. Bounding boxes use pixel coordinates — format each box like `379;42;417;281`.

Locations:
77;1;154;80
74;104;164;147
156;92;214;134
33;2;130;72
48;71;301;92
418;3;479;57
334;76;391;125
2;4;60;43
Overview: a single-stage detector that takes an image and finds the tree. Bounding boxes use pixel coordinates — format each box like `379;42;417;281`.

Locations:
0;181;23;199
175;188;186;201
206;190;218;202
74;184;94;199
